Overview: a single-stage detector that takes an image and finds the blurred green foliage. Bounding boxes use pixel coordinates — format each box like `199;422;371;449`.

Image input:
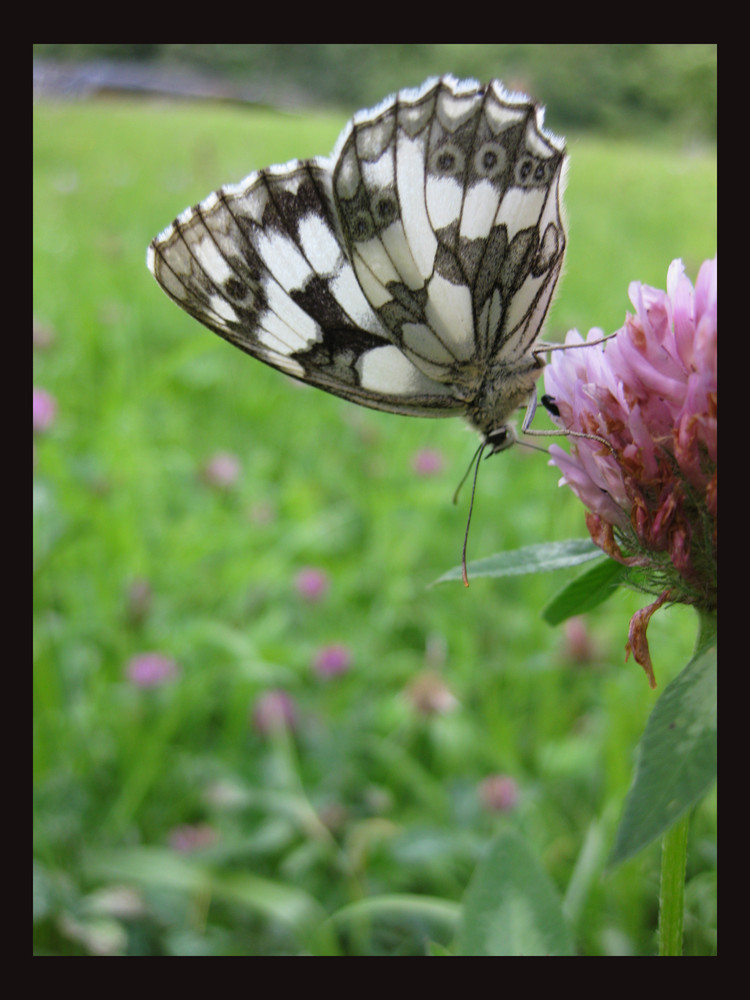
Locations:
34;43;716;141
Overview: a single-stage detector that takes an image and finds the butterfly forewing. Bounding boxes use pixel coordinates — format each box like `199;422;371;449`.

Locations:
148;75;567;441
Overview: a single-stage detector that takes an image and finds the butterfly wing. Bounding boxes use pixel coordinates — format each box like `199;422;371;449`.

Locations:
148;159;462;418
148;76;566;436
332;76;567;430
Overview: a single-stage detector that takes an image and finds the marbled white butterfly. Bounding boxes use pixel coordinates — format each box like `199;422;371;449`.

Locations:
147;75;567;459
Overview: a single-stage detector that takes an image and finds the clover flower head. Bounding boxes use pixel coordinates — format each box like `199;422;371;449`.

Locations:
252;689;299;734
126;652;180;688
411;448;445;476
295;566;330;602
544;257;716;684
33;386;58;434
479;774;520;813
201;451;241;489
312;643;353;678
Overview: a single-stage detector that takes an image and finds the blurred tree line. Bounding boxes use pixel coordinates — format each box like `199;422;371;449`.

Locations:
34;43;716;142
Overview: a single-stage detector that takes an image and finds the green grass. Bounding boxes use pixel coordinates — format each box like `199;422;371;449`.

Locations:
33;98;716;956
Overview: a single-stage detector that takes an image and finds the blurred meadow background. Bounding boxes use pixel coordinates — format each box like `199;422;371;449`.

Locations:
33;44;717;956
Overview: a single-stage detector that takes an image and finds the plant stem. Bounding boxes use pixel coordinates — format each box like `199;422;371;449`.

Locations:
657;608;715;956
694;607;718;655
657;810;690;955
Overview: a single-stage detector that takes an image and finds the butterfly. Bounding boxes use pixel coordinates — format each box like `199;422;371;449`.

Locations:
147;74;567;459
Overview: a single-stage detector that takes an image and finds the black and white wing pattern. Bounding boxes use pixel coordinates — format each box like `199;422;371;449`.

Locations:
147;75;567;445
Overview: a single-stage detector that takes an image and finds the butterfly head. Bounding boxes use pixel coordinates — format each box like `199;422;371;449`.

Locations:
466;352;545;445
484;425;518;456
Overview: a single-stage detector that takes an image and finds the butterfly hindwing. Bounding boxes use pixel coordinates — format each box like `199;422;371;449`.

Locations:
148;158;461;416
332;78;566;397
148;75;567;440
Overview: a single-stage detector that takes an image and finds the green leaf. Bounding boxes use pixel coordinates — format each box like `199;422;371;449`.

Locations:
327;894;461;935
610;644;717;865
433;539;601;585
457;829;574;956
84;846;336;952
542;556;626;624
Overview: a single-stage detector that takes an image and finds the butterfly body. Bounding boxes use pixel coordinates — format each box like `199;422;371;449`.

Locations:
148;75;566;448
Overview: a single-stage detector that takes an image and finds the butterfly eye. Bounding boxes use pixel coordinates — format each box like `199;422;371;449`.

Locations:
372;192;398;226
473;142;507;179
430;143;465;177
516;157;534;183
516;156;551;188
485;427;512;454
351;211;375;241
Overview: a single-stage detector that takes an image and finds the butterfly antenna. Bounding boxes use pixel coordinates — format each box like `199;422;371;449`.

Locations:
460;442;487;587
453;440;485;506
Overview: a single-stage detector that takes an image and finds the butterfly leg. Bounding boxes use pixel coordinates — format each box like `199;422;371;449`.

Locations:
520;386;539;435
519;384;618;457
534;331;619;362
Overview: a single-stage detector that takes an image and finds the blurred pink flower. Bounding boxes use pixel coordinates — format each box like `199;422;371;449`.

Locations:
544;257;717;685
312;643;353;678
125;577;153;626
562;616;598;664
33;387;57;434
248;500;276;525
33;317;56;350
252;689;299;734
295;566;330;602
201;450;241;489
411;448;445;476
168;823;218;852
126;652;179;687
479;775;520;813
405;670;459;716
